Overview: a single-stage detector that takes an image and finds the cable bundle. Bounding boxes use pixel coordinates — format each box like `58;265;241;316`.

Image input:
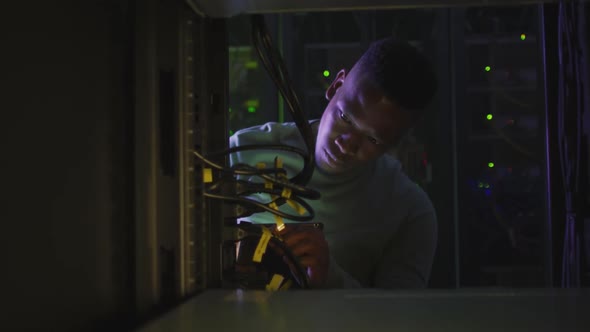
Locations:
193;15;321;289
250;15;316;186
193;148;319;221
231;222;311;289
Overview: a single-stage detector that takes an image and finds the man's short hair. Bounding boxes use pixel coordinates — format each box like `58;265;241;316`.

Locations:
356;37;438;113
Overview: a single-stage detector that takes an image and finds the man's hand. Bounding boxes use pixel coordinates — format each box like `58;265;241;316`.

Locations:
277;224;330;288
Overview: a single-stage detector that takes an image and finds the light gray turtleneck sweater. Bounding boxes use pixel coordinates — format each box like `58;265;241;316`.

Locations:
229;121;437;288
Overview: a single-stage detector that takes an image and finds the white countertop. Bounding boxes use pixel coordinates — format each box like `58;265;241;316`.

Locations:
135;288;590;331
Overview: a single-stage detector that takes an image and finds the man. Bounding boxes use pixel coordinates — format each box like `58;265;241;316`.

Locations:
229;37;438;289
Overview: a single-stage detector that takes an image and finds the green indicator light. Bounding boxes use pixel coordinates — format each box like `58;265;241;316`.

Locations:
488;162;495;168
229;130;234;135
245;61;258;69
485;184;490;189
520;34;526;41
247;106;256;113
323;70;330;77
245;99;259;108
486;114;493;120
485;66;491;72
229;107;232;113
478;182;484;188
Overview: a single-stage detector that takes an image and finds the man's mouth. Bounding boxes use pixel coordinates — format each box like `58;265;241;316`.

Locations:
325;149;344;166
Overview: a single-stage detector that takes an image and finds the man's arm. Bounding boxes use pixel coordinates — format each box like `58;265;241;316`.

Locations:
285;207;437;289
280;224;362;288
325;255;362;288
373;206;438;289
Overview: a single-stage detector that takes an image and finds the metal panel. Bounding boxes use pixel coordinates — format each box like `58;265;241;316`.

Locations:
135;0;161;312
189;0;559;17
133;0;229;312
179;1;200;297
197;17;230;288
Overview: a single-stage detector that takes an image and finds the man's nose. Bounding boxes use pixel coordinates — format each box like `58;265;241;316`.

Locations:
334;132;360;156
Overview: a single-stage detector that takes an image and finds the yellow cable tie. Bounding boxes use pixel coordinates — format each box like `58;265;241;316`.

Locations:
268;202;285;232
257;162;274;189
265;274;284;291
281;187;292;199
279;279;293;291
270;157;286;185
202;168;213;183
287;199;306;215
274;215;285;232
252;227;272;263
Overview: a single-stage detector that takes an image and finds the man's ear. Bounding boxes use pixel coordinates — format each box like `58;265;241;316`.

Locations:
325;69;347;101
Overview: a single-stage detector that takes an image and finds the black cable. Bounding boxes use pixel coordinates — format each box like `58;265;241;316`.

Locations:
251;18;299;113
194;146;321;220
196;15;322;290
250;15;316;186
230;235;306;289
210;144;308;159
193;150;320;199
269;236;310;289
194;149;319;196
236;181;320;201
237;168;320;199
235;225;310;289
197;15;319;216
204;192;314;221
200;174;319;218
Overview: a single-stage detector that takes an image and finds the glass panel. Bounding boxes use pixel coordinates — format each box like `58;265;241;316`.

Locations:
227;16;278;136
227;5;548;288
458;5;547;287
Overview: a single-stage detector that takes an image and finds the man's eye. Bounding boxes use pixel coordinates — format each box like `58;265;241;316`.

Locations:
368;137;379;145
339;111;351;124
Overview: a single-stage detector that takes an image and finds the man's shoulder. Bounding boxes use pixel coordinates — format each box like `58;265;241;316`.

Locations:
232;121;297;138
375;155;434;211
230;122;299;146
373;154;404;182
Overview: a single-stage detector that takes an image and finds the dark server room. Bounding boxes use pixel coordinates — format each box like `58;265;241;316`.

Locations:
2;0;589;331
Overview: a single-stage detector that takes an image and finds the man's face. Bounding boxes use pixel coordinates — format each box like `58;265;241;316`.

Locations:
315;68;413;174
